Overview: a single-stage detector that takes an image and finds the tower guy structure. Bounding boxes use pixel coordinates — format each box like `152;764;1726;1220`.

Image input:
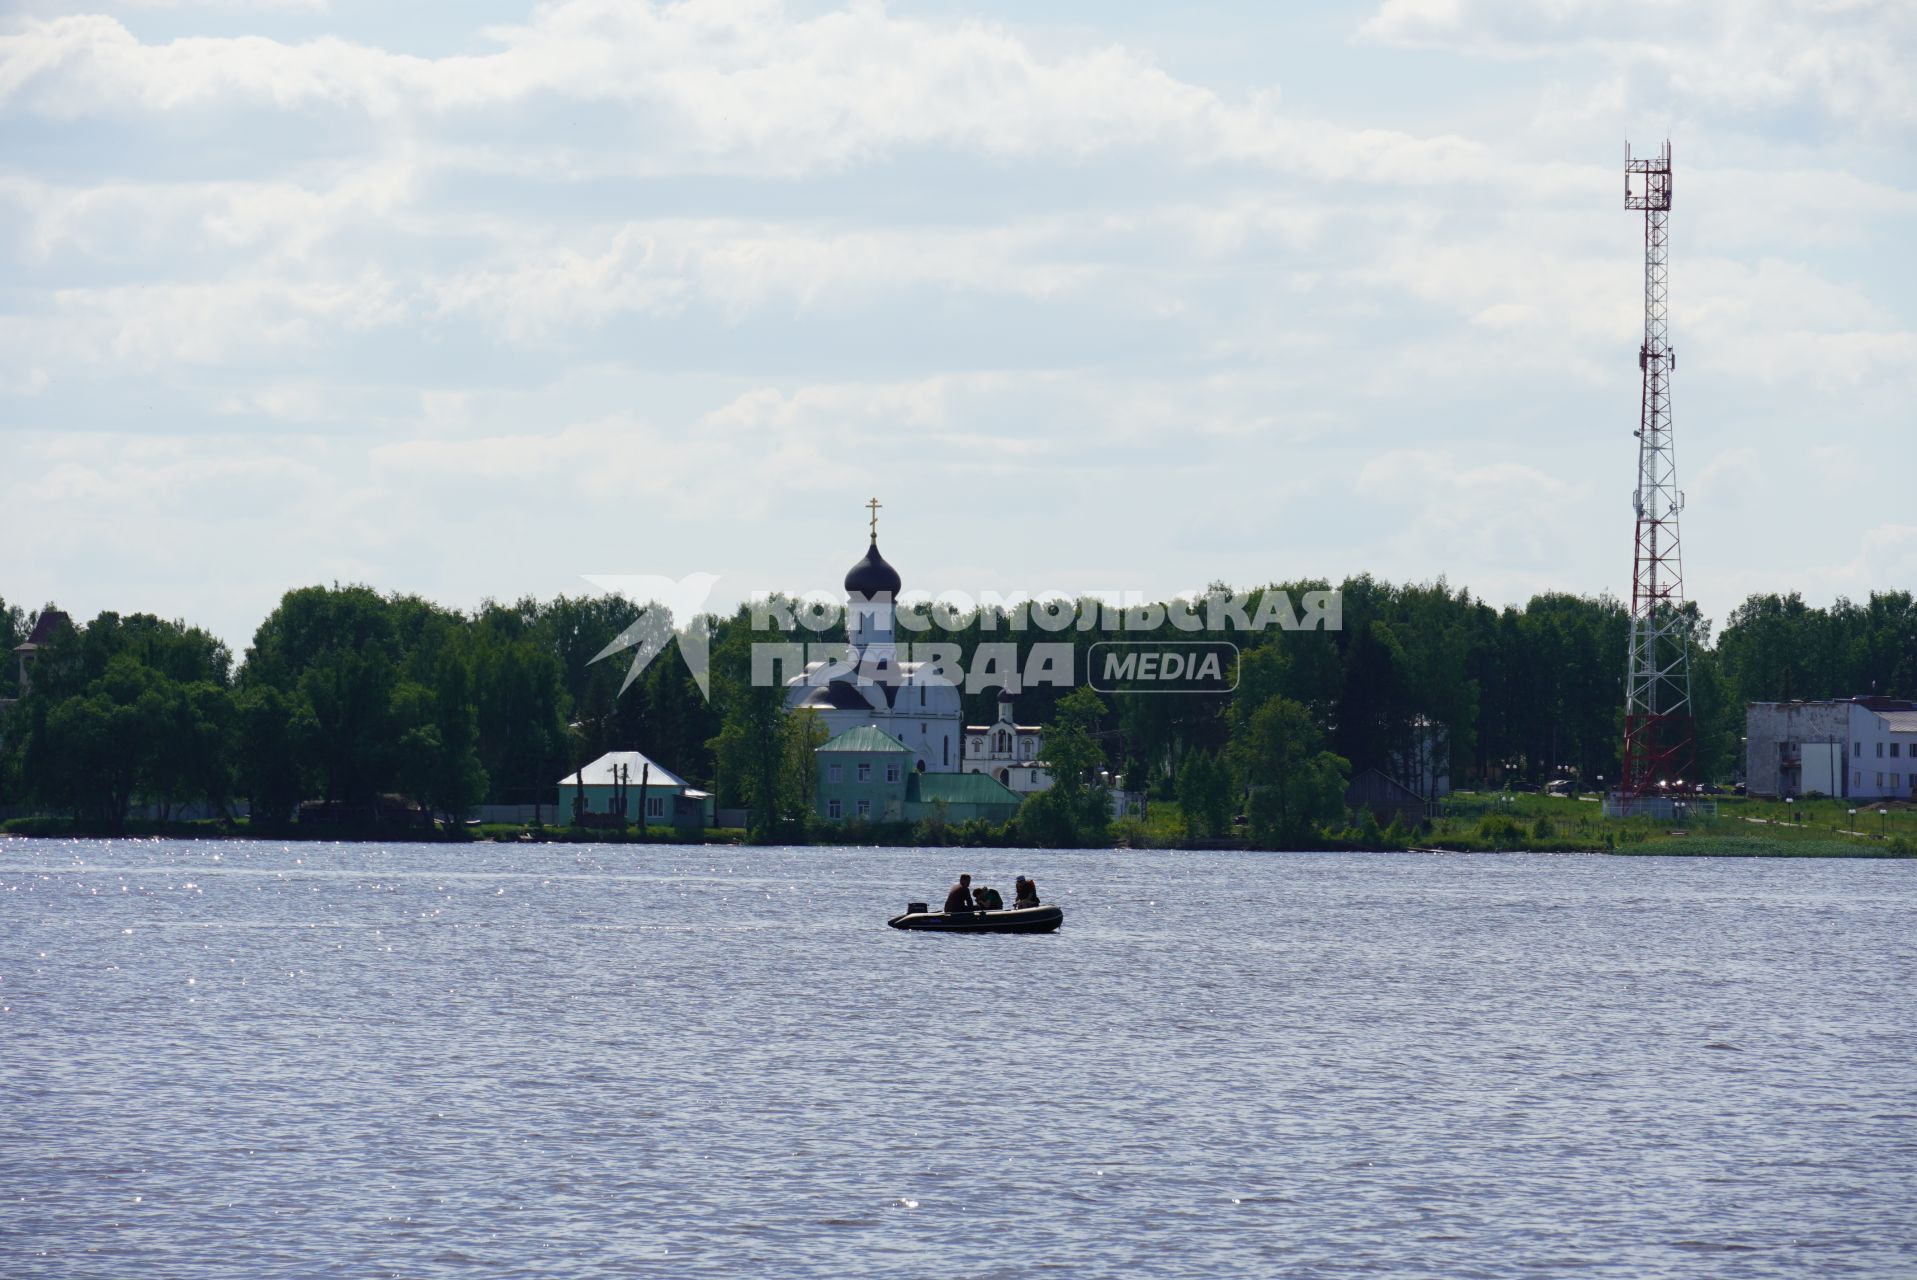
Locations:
1618;141;1694;804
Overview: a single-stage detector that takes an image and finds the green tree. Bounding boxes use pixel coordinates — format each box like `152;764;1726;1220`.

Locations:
145;679;235;820
707;618;793;842
235;684;309;826
0;597;24;699
1016;687;1110;847
784;708;829;828
1229;694;1349;849
1177;748;1233;839
29;656;170;831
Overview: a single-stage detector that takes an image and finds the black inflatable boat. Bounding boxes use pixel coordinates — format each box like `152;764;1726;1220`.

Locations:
887;903;1063;934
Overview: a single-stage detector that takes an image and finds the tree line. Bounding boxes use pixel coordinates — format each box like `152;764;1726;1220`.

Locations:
0;582;1910;837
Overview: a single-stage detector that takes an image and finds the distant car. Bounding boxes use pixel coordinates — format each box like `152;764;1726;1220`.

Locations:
1544;778;1575;796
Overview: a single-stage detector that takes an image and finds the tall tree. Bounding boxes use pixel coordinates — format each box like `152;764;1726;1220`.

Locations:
1229;693;1349;849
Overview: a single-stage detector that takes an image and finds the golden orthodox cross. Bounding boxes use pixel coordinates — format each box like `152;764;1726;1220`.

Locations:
866;497;882;540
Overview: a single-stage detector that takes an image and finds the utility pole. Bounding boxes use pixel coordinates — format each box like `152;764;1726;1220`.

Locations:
638;761;650;841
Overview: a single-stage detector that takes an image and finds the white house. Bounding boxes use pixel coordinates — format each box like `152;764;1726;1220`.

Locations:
556;751;714;827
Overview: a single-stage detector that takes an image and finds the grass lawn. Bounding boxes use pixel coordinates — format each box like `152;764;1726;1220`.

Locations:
1110;790;1915;856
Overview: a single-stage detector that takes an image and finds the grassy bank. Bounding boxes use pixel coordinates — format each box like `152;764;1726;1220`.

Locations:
5;792;1912;857
1106;791;1915;857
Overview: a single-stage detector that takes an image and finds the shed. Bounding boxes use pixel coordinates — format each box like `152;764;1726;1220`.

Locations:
1345;767;1425;827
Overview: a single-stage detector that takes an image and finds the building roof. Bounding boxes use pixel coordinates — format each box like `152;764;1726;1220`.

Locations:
908;771;1023;806
796;680;877;712
18;609;71;649
965;724;1042;734
1751;697;1917;712
818;725;912;754
1878;711;1917;732
1345;767;1423;806
844;538;902;598
557;750;690;789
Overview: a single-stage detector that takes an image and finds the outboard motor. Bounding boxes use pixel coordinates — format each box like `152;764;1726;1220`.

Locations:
906;901;929;915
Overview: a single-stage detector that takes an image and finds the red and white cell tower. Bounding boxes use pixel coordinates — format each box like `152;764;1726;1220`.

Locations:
1618;141;1694;802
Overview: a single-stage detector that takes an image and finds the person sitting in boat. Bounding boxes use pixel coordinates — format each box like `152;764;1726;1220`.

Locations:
943;874;975;913
1013;876;1039;909
973;883;1004;910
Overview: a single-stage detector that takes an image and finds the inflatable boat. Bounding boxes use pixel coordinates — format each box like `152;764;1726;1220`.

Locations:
887;902;1063;934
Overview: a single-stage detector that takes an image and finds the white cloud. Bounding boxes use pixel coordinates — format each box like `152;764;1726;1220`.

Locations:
1;1;1912;644
1360;0;1917;134
0;4;1486;182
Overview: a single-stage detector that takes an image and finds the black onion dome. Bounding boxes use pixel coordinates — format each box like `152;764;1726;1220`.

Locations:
844;539;902;598
798;680;878;712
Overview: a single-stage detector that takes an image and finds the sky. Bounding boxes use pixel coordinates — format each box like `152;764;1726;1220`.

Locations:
2;0;1913;650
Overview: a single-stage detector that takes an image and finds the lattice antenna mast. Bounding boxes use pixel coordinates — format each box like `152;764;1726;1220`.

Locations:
1620;141;1694;800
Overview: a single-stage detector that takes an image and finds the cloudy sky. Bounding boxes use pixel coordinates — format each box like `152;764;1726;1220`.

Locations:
2;0;1913;647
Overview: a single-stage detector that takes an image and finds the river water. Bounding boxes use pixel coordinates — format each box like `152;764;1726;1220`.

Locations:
2;841;1913;1278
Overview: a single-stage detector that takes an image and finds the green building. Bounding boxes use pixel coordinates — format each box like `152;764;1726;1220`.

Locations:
905;772;1023;824
815;725;912;822
815;725;1024;825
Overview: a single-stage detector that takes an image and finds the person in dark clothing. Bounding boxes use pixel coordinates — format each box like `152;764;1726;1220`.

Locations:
973;884;1004;910
1013;875;1039;909
943;874;975;913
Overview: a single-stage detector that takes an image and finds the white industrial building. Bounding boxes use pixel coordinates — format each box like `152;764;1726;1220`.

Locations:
1745;697;1917;800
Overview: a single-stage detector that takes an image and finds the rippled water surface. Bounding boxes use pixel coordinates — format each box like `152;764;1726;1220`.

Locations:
3;840;1914;1278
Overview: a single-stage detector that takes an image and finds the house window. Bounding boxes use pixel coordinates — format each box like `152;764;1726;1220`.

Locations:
971;738;983;754
1020;736;1033;756
1854;770;1863;787
996;730;1010;753
1855;742;1862;757
646;796;665;818
885;763;901;783
829;763;843;783
857;762;871;782
1878;742;1886;758
943;737;950;766
857;799;871;817
828;798;842;819
1894;742;1903;758
1876;772;1884;787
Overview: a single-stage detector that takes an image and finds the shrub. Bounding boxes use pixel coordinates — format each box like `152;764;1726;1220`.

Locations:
1476;812;1524;843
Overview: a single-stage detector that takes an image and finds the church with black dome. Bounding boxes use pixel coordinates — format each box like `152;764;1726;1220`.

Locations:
784;502;964;773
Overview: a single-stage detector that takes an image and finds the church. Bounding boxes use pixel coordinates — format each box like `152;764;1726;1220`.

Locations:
785;503;964;774
962;690;1053;795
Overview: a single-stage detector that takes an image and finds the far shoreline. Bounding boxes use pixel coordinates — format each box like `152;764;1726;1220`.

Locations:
1;821;1910;860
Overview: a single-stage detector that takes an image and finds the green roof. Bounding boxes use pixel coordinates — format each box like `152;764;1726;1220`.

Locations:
817;725;912;754
907;772;1023;806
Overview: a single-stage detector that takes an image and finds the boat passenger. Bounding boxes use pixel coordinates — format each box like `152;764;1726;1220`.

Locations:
943;874;975;913
1013;876;1039;909
973;884;1004;910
